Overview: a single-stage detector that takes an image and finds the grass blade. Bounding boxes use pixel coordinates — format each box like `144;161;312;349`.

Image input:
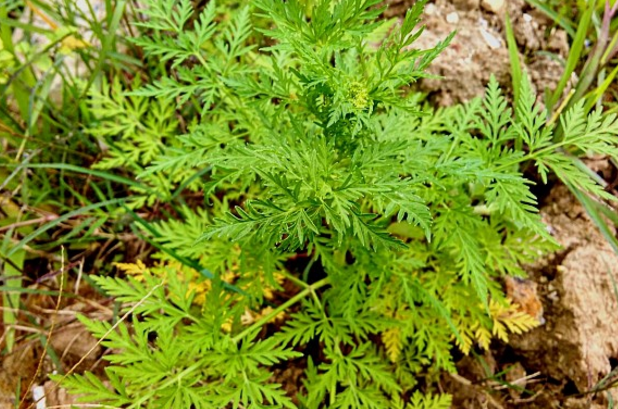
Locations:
524;0;576;37
79;0;127;101
6;198;130;257
505;12;522;107
2;163;153;193
548;1;595;112
0;248;25;352
568;183;618;255
583;64;618;112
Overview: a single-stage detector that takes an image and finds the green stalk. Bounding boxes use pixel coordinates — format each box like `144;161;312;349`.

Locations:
567;8;612;111
0;245;24;352
583;63;618;112
0;4;36;121
232;277;330;343
505;13;522;109
548;1;595;113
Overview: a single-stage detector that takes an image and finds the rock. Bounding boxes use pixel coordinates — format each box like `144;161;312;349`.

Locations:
481;0;505;14
479;25;503;49
510;185;618;394
424;3;438;15
446;12;460;24
413;11;511;105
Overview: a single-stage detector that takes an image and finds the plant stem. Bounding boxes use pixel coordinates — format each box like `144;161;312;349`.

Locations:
495;132;594;173
232;277;330;344
279;269;310;289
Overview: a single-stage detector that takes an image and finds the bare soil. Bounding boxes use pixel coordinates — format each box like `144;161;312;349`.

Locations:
400;1;618;407
442;185;618;409
2;1;618;408
401;0;571;106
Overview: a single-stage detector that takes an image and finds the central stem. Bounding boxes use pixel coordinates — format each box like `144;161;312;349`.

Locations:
232;276;330;343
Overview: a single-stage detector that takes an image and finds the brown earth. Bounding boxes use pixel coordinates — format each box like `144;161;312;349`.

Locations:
2;1;617;408
390;0;618;407
443;185;618;409
388;0;571;106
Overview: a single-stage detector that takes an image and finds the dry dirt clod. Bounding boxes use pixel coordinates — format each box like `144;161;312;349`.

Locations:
452;0;480;11
415;6;511;105
528;54;567;99
504;362;527;399
481;0;505;14
547;29;570;56
413;0;565;106
42;380;82;408
0;344;38;408
513;13;543;50
49;322;101;360
510;185;618;395
505;276;545;324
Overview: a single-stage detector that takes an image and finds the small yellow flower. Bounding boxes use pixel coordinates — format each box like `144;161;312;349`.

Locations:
221;320;233;333
187;280;211;305
349;81;370;110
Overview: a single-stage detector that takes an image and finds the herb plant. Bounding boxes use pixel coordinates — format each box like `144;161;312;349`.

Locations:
55;0;618;408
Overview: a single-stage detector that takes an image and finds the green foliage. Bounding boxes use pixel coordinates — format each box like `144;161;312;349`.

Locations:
54;0;618;408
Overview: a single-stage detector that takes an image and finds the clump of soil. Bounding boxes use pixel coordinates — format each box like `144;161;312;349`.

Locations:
443;184;618;409
0;344;38;408
396;0;570;105
0;289;111;408
390;1;618;406
510;185;618;405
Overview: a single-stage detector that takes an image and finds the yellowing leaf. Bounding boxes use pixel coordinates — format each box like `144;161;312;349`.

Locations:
60;36;91;53
474;324;491;351
114;260;150;281
187;280;211;305
382;327;403;362
455;298;540;355
490;298;539;343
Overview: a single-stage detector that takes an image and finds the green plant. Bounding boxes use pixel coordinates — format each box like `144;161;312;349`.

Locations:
524;0;618;117
517;0;618;268
48;0;618;408
0;0;138;263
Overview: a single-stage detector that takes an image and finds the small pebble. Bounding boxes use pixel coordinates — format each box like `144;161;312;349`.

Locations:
446;12;460;24
481;0;505;14
479;27;502;49
32;386;46;409
548;290;559;302
425;3;437;15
